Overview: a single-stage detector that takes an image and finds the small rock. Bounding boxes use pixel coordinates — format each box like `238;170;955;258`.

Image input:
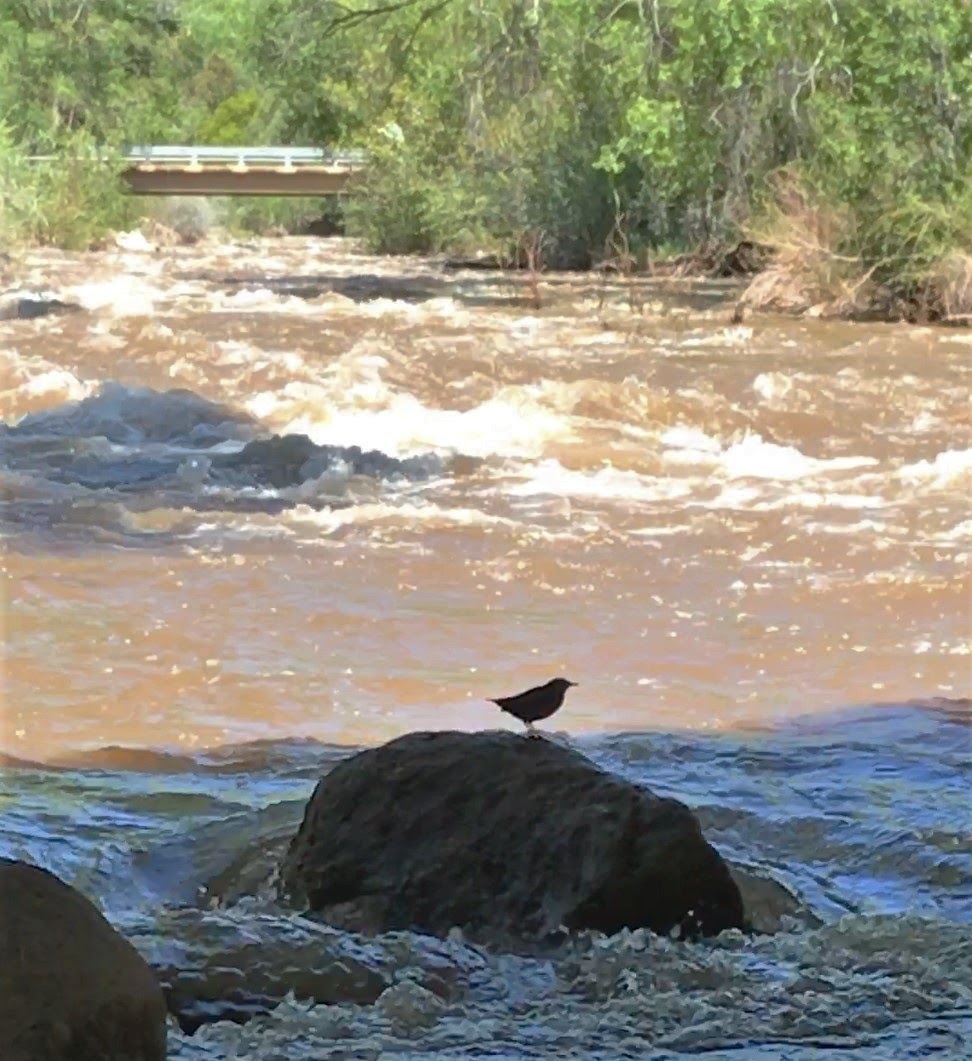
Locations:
729;864;820;933
376;980;444;1031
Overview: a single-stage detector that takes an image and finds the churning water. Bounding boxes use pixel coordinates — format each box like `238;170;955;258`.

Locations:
2;235;970;1057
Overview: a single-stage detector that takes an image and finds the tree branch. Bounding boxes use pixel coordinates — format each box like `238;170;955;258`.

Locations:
323;0;455;36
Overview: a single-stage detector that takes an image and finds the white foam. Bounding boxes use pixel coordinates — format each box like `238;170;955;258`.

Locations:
661;428;878;482
908;411;941;433
630;523;694;537
705;488;887;512
212;286;333;314
246;374;572;460
325;294;465;323
510;460;693;503
17;369;91;402
221;287;284;309
941;519;972;543
212;340;259;366
897;449;972;489
803;518;890;536
660;425;723;455
752;371;796;402
211;339;306;376
317;292;357;311
68;276;165;317
287;501;517;534
683;443;891;510
719;434;878;481
358;297;415;317
0;349;95;412
678;325;753;348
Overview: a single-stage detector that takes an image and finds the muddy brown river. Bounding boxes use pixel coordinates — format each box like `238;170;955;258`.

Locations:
1;235;970;1059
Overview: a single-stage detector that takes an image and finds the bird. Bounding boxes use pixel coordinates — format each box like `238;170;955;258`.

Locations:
489;677;577;735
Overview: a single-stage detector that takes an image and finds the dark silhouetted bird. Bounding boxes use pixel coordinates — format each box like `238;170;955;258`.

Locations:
489;677;577;735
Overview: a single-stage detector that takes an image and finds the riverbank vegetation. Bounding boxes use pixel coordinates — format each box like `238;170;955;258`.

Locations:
1;1;969;318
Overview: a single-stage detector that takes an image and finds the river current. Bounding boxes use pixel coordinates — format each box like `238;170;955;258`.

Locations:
1;234;970;1058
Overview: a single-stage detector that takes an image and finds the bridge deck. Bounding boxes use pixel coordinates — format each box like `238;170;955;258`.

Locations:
121;146;366;197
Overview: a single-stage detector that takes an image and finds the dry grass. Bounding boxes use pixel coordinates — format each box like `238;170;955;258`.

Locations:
739;169;880;318
926;252;972;322
144;198;217;245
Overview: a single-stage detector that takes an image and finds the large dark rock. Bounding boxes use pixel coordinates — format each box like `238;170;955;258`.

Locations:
0;291;82;321
220;433;441;488
280;731;744;944
0;858;167;1061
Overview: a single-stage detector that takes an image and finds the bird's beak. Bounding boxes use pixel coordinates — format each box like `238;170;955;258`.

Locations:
569;681;579;686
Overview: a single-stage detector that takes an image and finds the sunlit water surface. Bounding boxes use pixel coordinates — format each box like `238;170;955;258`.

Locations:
2;236;970;1058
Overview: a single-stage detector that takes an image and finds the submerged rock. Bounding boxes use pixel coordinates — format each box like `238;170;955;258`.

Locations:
128;907;390;1034
728;864;820;933
3;383;445;503
122;906;487;1034
0;858;166;1061
280;731;744;944
9;381;254;446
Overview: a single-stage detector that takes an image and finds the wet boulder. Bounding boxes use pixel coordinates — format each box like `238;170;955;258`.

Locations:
10;382;254;446
221;433;322;488
0;291;81;320
141;907;389;1033
217;433;441;489
280;731;744;944
0;858;166;1061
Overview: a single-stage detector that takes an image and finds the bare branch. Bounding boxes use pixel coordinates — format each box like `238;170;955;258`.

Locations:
322;0;455;35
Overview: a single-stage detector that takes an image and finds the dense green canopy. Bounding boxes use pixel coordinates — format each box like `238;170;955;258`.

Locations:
2;0;970;295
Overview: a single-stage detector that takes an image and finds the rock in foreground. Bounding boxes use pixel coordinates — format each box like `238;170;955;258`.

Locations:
0;858;166;1061
281;731;744;943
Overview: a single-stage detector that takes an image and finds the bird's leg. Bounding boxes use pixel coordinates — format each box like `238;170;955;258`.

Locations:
525;722;542;739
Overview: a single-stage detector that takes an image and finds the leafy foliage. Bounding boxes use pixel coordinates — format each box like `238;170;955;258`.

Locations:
0;0;969;301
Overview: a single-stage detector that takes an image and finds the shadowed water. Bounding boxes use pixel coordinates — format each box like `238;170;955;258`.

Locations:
1;706;970;1058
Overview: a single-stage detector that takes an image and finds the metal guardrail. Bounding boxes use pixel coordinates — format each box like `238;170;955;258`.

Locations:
123;145;368;168
24;146;368;196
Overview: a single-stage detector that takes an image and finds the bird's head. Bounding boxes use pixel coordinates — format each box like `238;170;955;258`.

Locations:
550;677;577;691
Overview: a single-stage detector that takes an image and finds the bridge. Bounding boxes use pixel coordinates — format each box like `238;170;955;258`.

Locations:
120;146;367;196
